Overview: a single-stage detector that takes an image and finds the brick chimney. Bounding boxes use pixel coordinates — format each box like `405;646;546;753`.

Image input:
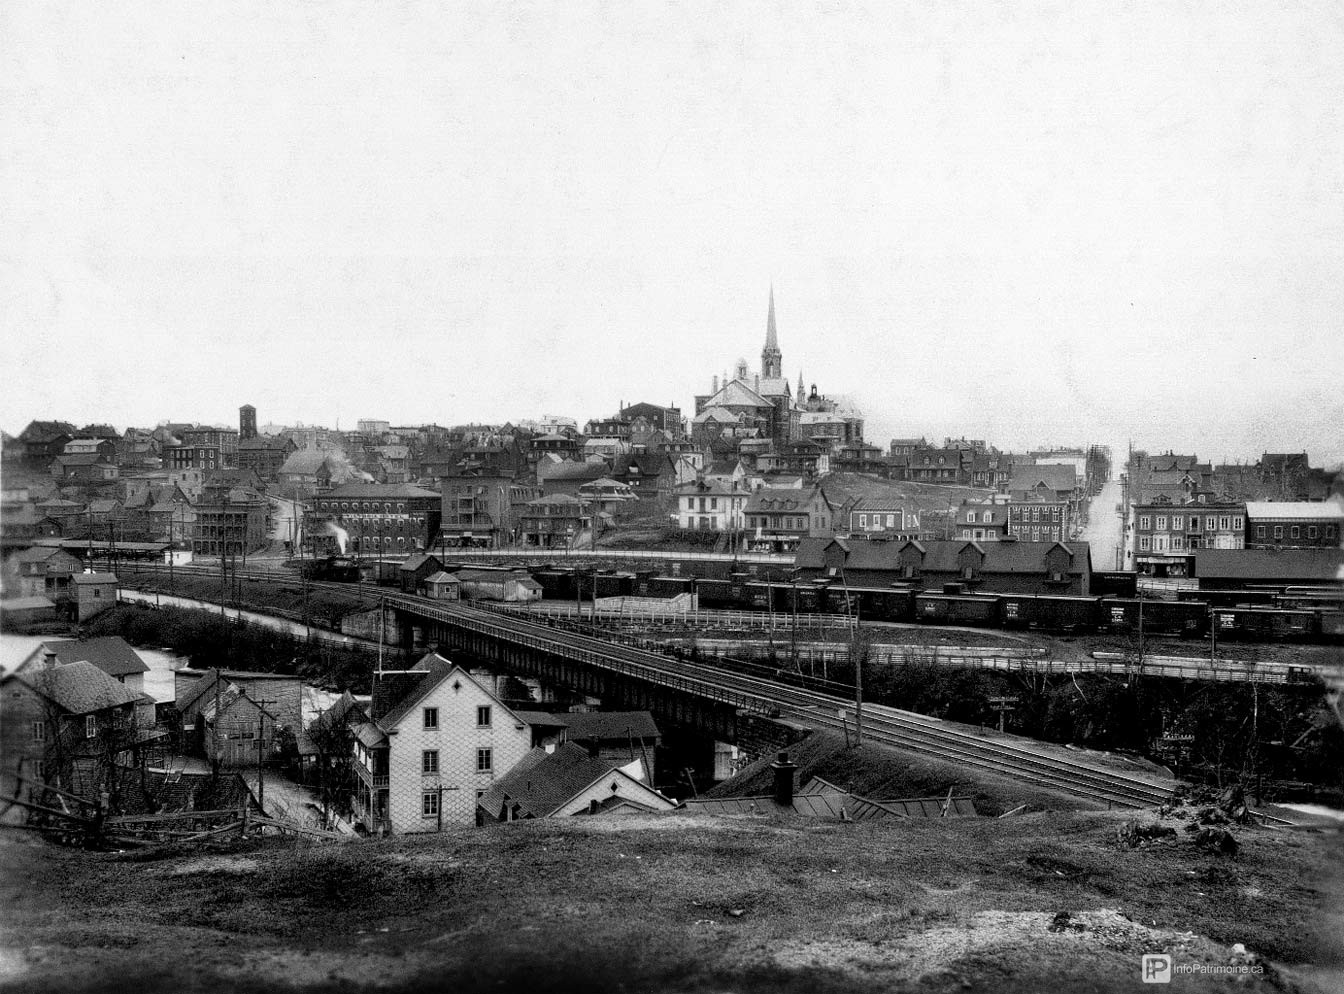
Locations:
771;751;797;808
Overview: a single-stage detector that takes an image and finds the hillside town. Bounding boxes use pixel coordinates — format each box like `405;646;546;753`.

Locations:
6;3;1344;991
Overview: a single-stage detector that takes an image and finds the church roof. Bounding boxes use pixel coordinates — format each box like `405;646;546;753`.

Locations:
704;379;771;409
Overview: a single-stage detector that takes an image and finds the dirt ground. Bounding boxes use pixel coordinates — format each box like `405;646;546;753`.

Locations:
2;807;1340;993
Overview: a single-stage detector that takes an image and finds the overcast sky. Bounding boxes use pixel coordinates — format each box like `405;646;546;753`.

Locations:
4;2;1342;466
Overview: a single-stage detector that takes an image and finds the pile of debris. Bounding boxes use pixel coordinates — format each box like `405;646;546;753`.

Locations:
1118;785;1254;856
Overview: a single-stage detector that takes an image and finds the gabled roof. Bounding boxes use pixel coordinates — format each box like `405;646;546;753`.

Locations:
424;570;460;585
310;690;367;737
477;743;663;820
557;710;661;742
373;653;521;731
10;660;142;715
1007;464;1077;493
703;379;772;409
399;553;441;573
278;450;332;475
30;637;148;676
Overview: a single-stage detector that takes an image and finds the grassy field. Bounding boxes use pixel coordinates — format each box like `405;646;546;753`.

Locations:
1;804;1339;993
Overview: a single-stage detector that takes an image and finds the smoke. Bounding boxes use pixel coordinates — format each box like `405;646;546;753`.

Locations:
324;520;349;554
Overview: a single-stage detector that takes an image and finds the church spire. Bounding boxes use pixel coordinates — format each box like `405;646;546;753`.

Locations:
797;370;805;406
761;285;782;379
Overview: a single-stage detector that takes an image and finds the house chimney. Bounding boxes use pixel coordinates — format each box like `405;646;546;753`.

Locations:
771;751;797;808
42;649;58;669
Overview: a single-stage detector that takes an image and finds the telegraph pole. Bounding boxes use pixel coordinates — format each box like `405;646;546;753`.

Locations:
252;696;278;811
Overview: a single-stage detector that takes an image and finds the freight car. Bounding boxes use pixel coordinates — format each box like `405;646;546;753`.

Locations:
1099;597;1207;637
999;594;1101;632
914;593;1001;626
1212;607;1319;642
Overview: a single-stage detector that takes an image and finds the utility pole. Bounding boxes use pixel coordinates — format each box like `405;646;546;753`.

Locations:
251;696;278;812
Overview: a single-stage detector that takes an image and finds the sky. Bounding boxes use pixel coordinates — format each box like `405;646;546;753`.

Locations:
3;2;1343;466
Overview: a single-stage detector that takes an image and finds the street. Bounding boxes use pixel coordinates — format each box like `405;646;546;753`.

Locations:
1079;469;1125;571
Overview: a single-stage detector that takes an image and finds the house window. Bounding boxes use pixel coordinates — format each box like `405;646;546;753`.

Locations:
1233;516;1243;529
1219;516;1231;531
476;748;493;773
886;514;895;527
1138;515;1150;530
1308;526;1318;539
423;707;439;729
859;514;868;527
1327;525;1337;539
1290;525;1300;539
1273;526;1283;539
423;750;439;774
1206;517;1216;531
477;705;491;727
422;792;439;818
1155;516;1166;530
1256;525;1265;538
32;720;45;743
86;715;97;738
1172;535;1183;550
1139;535;1151;551
967;511;976;524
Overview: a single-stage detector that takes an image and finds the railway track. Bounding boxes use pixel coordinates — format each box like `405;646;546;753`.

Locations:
117;566;1298;816
383;592;1180;810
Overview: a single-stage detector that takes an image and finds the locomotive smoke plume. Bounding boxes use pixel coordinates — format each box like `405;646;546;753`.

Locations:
324;521;349;554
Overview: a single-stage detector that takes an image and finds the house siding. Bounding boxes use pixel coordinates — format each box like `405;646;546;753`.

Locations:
384;678;531;832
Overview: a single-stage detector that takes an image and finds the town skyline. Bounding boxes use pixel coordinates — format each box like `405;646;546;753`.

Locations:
6;3;1344;462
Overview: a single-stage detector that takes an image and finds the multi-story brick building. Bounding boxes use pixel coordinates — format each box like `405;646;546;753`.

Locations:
192;486;270;557
353;654;535;834
166;426;239;472
237;435;297;481
1005;497;1069;543
1132;499;1245;576
308;483;442;555
438;471;540;548
518;494;592;548
1245;500;1344;550
955;502;1010;541
744;485;835;552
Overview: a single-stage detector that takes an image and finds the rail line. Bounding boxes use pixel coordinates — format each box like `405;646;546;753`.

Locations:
382;591;1179;809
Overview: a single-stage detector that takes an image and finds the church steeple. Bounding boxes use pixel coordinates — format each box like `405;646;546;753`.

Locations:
797;371;805;406
761;285;782;379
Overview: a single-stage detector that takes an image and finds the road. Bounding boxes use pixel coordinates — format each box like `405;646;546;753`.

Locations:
1080;474;1125;571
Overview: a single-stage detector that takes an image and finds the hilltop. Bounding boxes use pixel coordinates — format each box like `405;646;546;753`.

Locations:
1;805;1339;993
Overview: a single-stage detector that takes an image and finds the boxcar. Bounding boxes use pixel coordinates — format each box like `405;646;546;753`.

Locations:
593;571;633;598
1000;594;1101;631
1317;611;1344;640
853;586;916;623
1213;608;1318;642
1100;598;1207;637
694;577;736;609
914;593;1001;626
